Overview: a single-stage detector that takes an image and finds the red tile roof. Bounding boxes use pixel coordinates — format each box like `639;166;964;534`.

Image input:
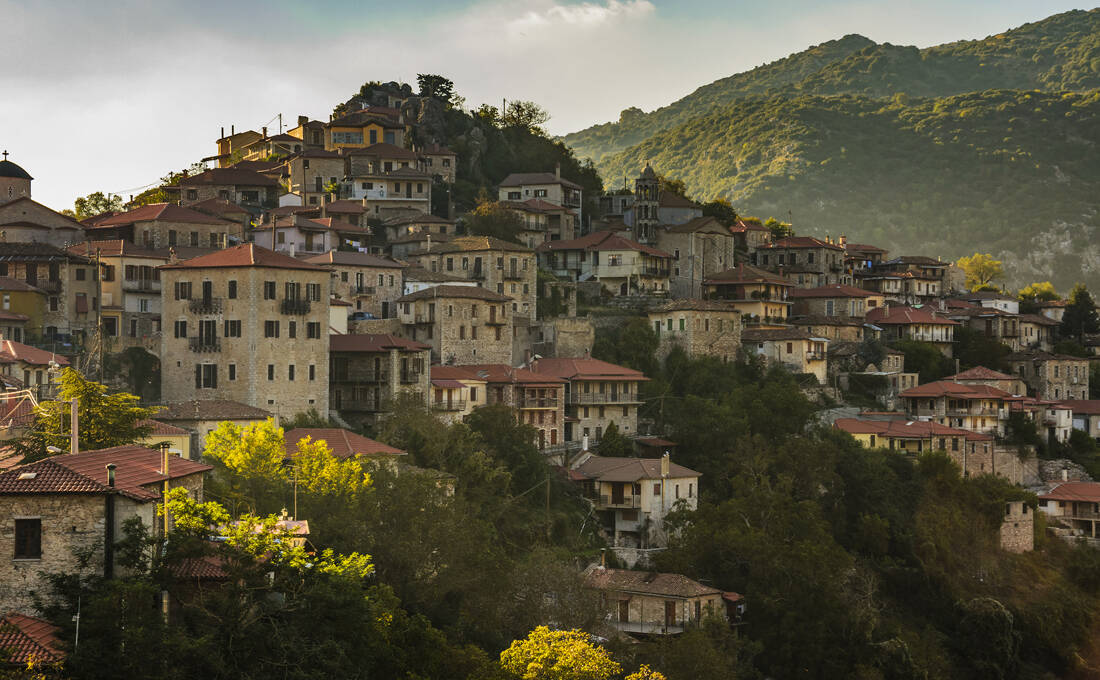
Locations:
0;613;62;663
788;284;876;299
154;400;271;421
703;263;789;286
0;339;69;367
329;334;429;353
1040;482;1100;503
415;235;532;254
729;218;769;233
898;381;1012;399
440;364;565;385
0;276;45;293
657;191;700;209
865;306;959;326
0;445;211;502
945;366;1017;381
322;200;367;214
1060;400;1100;415
575;455;698;482
584;567;719;598
91;203;233;227
834;417;992;440
499;172;582;190
161;244;328;271
536;230;670;258
283;428;406;460
347;142;419;160
188;197;251;217
395;285;511;303
139;419;190;436
178;168;280;187
530;357;648;382
68;240;169;260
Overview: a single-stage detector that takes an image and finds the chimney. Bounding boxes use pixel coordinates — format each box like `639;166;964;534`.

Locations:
220;126;225;139
297;115;308;127
555;162;561;179
582;434;589;452
1062;467;1069;482
289;242;296;258
320;196;327;219
262;126;268;139
104;463;117;579
361;197;368;208
600;548;606;568
231;124;235;135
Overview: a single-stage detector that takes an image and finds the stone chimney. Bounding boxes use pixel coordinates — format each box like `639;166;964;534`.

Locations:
555;162;561;179
167;247;178;265
298;115;308;127
262;126;268;139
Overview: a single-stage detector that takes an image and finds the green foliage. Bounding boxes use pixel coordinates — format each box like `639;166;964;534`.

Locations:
1061;283;1100;340
417;73;462;108
129;162;207;208
891;340;953;382
1018;281;1059;306
281;407;338;429
501;100;552;134
15;368;155;462
699;198;737;227
954;326;1012;373
466;199;526;243
595;421;631;457
592;318;660;377
65;192;122;220
500;626;620;680
763;217;792;240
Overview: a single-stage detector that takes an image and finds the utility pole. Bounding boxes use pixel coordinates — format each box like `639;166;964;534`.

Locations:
95;247;103;382
70;398;78;454
545;472;551;541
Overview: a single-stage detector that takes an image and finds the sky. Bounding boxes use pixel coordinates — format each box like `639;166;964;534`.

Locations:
1;0;1089;210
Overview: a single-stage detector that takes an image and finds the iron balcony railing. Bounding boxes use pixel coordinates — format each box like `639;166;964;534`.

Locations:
568;392;635;404
188;337;220;353
188;298;223;314
432;400;467;411
123;279;160;292
281;298;311;315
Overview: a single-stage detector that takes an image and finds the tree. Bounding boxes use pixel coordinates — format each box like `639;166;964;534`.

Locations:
466;199;526;243
14;368;155;463
596;421;632;457
956;253;1004;291
1017;281;1059;303
417;74;461;107
64;192;122;221
128;162;207;208
657;176;689;198
502;100;551;134
763;217;792;240
700;198;737;227
500;626;621;680
1060;283;1100;341
891;340;954;383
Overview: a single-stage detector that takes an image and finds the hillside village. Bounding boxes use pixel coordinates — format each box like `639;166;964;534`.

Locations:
1;76;1100;678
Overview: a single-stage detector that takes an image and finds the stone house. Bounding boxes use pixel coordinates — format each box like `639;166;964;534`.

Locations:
945;305;1022;350
529;357;648;445
1018;314;1059;352
0;339;70;400
320;200;370;230
381;213;454;242
791;315;866;343
857;256;948;304
757;236;849;287
189;197;252;231
342;144;431;217
0;276;45;342
827;342;916;409
1061;400;1100;441
389;231;451;260
252;215;371;256
537;231;672;298
304;250;406;318
447;363;566;451
1006;350;1090;401
0;243;98;344
498;168;583;223
83;203;239;249
152;399;272;456
214;127;263;167
411;236;538;317
0;445;211;613
179;168;281;214
655;217;735;299
959;291;1020;314
420;143;457;183
701;263;793;326
69;240;168;353
865;305;959;357
844;242;889;272
742;328;828;383
944;366;1027;395
500;198;577;245
730;218;772;256
571;453;700;549
584;566;728;635
789;284;882;318
283;149;346;207
899;381;1012;436
429;365;488;423
0;159;85;247
394;285;514;365
329;333;431;427
159;244;331;420
648;299;742;361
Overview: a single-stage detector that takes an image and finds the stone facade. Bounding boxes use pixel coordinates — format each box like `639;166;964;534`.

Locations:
329;334;431;427
285;151;346;207
410;237;538;319
0;245;98;342
757;237;850;287
1007;351;1091;401
648;301;743;361
531;316;595;359
159;246;331;420
1000;501;1035;553
395;286;514;365
304;251;405;318
0;198;85;247
655;219;736;299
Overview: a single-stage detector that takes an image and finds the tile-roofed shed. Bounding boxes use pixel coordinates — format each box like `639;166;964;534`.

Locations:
161;244;328;271
283;428;406;460
1040;482;1100;503
584;567;721;598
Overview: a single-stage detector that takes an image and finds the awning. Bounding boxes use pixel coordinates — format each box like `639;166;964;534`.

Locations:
431;379;466;389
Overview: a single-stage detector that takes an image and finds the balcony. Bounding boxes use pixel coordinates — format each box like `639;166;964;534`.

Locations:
352;285;375;296
470;269;486;281
123;279;160;293
412;314;433;324
36;280;61;293
503;270;524;281
281;298;311;315
597;494;640;509
643;267;671;277
188;337;220;353
519;396;559;408
335;399;382;412
807;352;826;361
188;298;222;314
432;399;467;411
568;392;636;404
399;370;421;384
331;372;387;384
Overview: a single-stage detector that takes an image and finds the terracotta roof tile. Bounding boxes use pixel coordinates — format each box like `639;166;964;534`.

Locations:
395;285;511;303
761;236;844;251
946;366;1016;381
530;357;647;381
91;203;234;228
536;230;670;258
788;284;875;299
1041;482;1100;503
303;251;403;268
584;567;719;598
179;168;279;187
0;339;70;367
0;613;62;663
329;334;429;353
865;306;959;326
415;235;532;254
161;244;328;271
703;263;788;286
499;172;582;191
899;381;1012;399
575;455;697;482
283;428;405;460
139;419;190;436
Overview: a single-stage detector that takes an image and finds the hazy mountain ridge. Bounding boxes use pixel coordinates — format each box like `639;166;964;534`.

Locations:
562;9;1100;162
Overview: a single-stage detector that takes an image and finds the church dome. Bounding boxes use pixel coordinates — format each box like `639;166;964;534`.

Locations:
639;162;656;180
0;160;32;181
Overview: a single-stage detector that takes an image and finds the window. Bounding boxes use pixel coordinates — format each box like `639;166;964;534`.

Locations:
228;364;236;381
309;364;315;381
224;320;241;337
307;322;321;339
190;231;199;247
75;268;86;281
263;281;276;299
14;519;41;559
306;283;321;301
331;131;363;145
228;280;237;299
129;319;137;337
195;364;217;389
653;483;661;496
507;191;521;200
267;364;275;381
288;364;296;381
288;321;297;339
174;320;187;338
786;342;793;354
139;298;149;313
264;320;279;338
174;281;192;300
186;189;197;201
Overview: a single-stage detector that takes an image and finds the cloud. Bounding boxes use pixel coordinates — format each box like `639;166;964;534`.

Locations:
509;0;656;33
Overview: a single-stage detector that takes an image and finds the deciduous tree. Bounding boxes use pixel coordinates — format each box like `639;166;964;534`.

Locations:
1060;283;1100;341
957;253;1004;291
500;626;620;680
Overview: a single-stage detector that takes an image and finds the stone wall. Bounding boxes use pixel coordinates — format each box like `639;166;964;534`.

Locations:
947;444;1039;485
1000;501;1035;553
